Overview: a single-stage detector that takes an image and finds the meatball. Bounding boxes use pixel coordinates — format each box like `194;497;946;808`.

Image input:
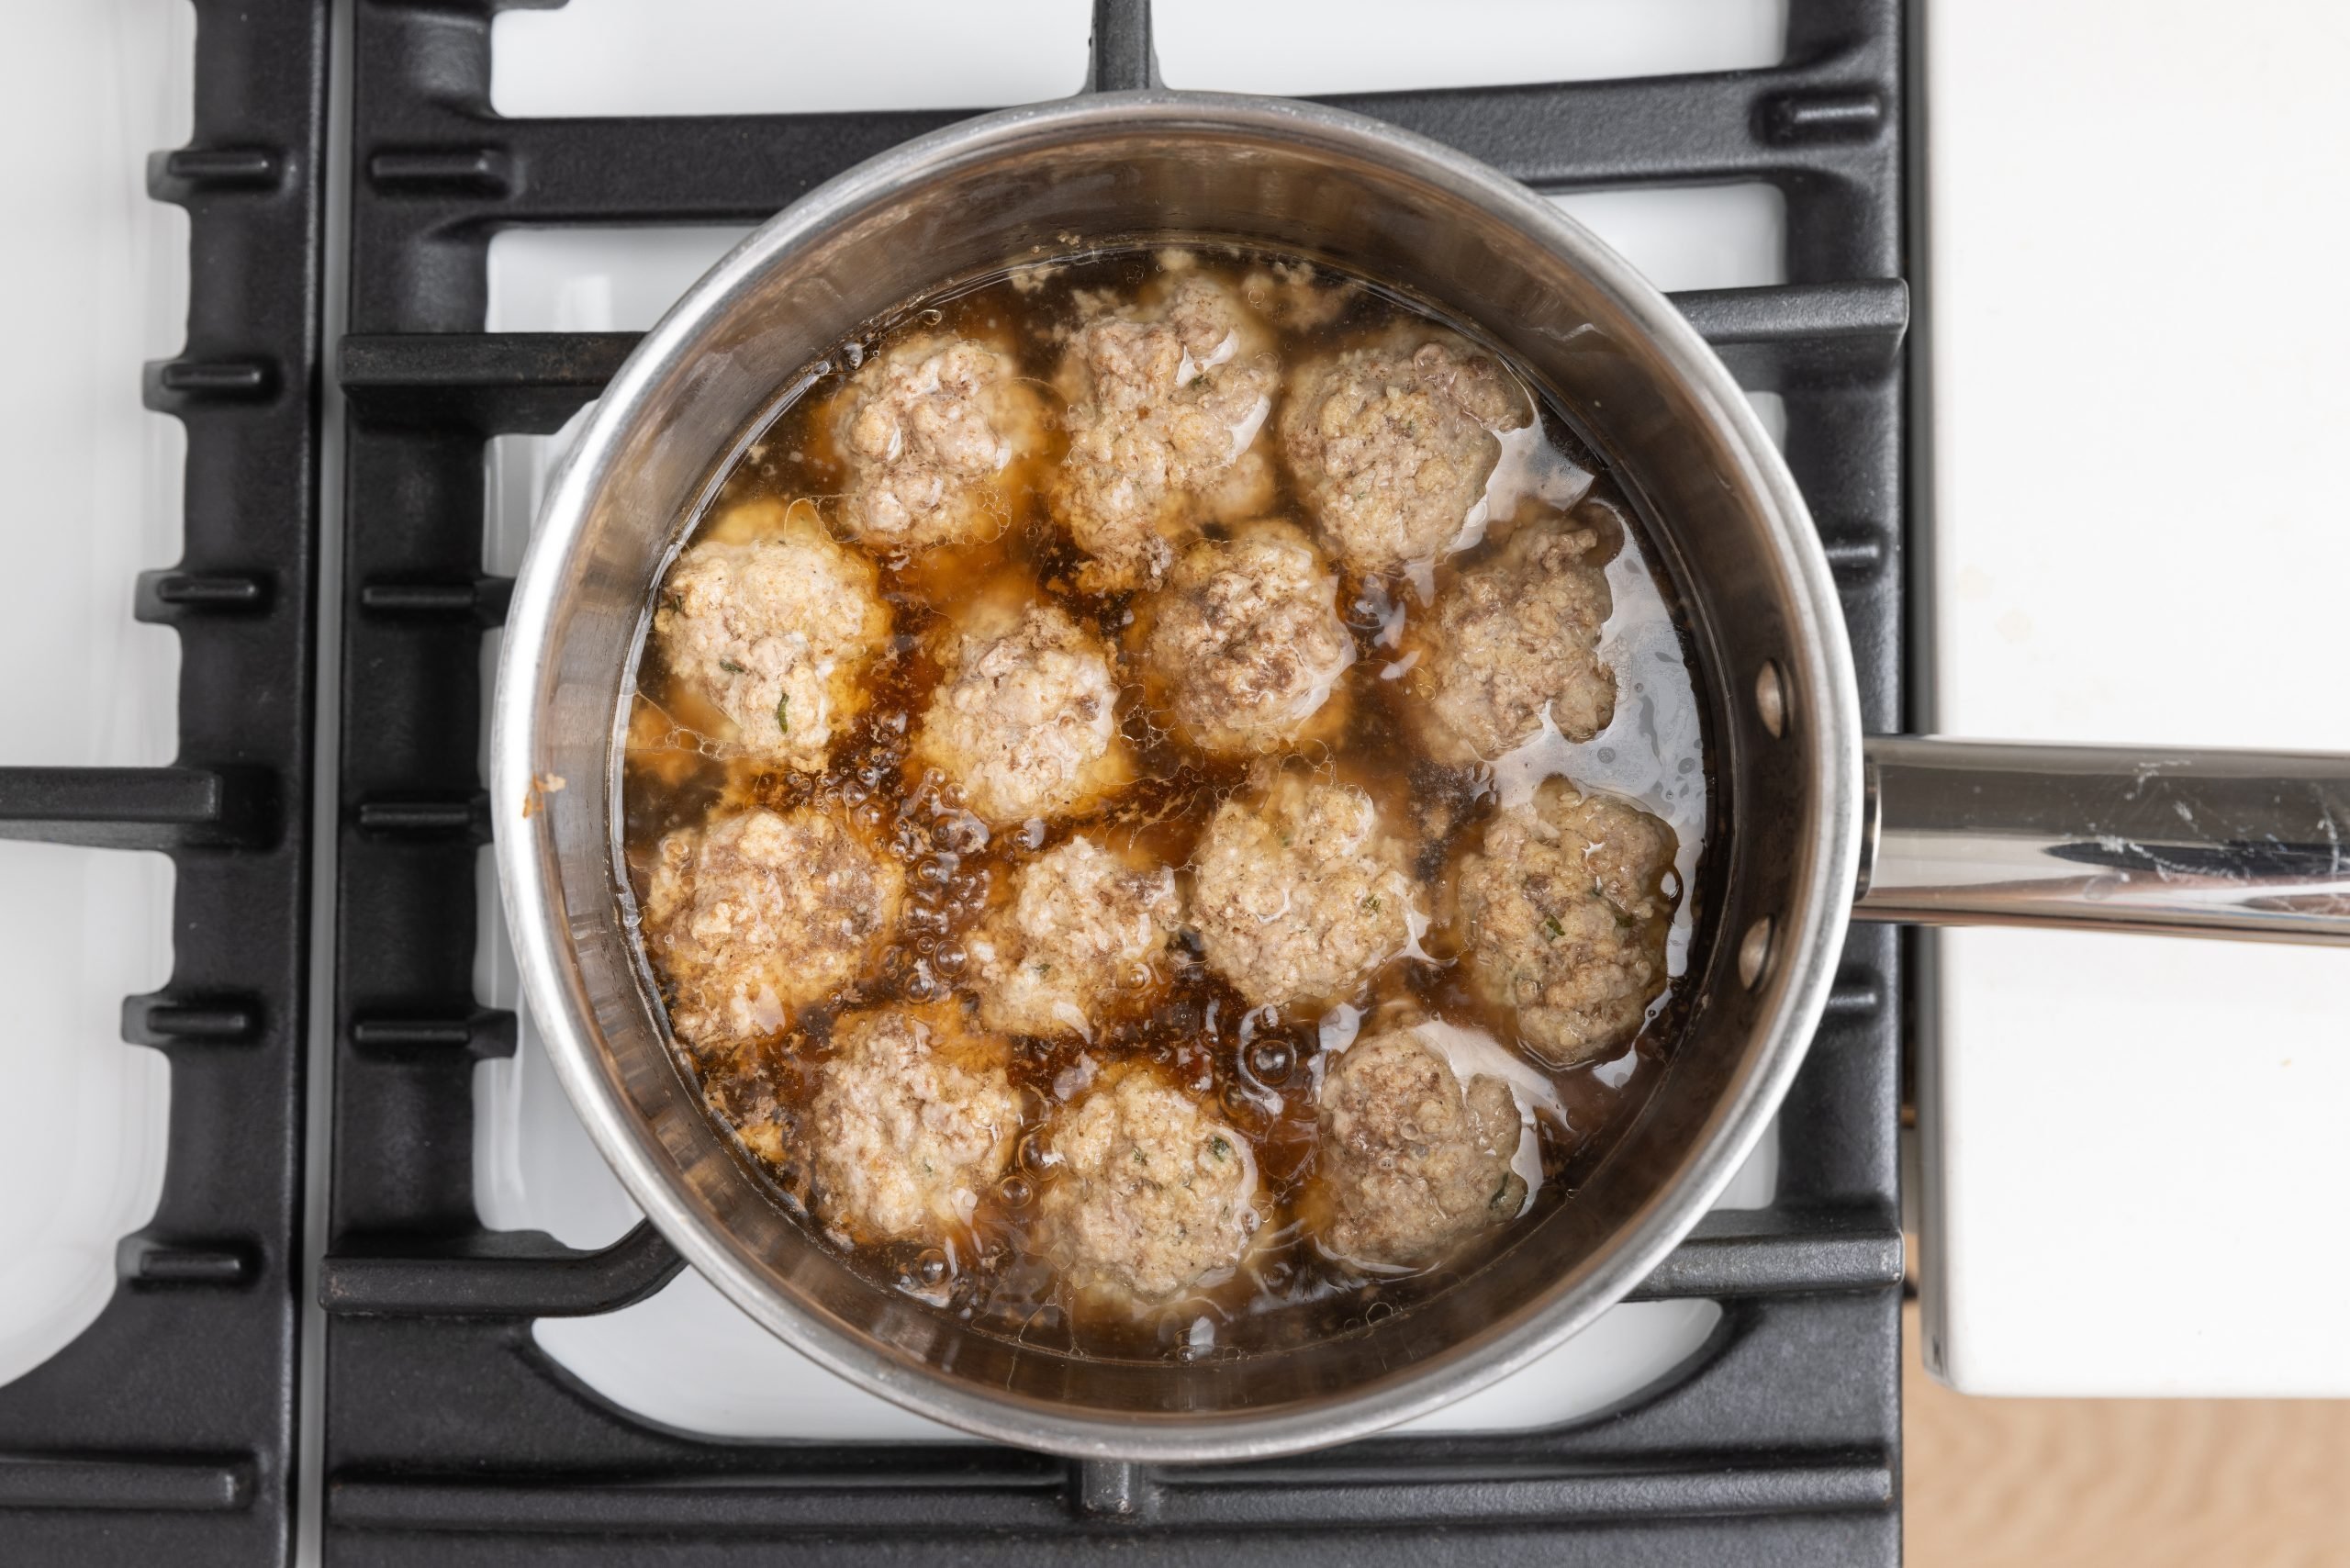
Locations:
1412;518;1616;762
1138;521;1354;757
653;506;891;771
641;805;905;1047
834;333;1043;552
1452;778;1676;1067
1281;332;1531;575
808;1005;1020;1245
1190;767;1417;1010
1240;260;1352;330
1039;1070;1260;1300
1055;275;1279;591
969;836;1181;1039
1315;1025;1528;1271
912;600;1131;824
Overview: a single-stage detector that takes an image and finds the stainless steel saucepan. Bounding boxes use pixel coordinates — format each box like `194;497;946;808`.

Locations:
490;91;2350;1461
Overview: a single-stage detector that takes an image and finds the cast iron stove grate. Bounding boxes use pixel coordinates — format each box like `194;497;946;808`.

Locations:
0;4;329;1565
321;2;1909;1562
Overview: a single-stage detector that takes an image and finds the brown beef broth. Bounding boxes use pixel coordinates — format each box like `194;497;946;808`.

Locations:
618;243;1712;1363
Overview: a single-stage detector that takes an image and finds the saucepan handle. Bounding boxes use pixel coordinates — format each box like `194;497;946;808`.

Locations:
1853;737;2350;943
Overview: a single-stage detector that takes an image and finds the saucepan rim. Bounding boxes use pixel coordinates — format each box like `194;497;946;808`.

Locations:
492;87;1863;1459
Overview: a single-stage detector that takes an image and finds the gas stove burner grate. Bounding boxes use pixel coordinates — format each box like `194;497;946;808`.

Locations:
1;0;1911;1562
321;4;1908;1562
0;4;328;1564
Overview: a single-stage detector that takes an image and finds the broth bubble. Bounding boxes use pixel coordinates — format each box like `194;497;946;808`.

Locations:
1247;1039;1295;1085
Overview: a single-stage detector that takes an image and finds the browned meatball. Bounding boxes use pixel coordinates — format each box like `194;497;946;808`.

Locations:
1189;767;1417;1010
1410;517;1616;762
1315;1025;1528;1270
1452;778;1676;1066
1281;332;1531;575
1054;274;1279;591
968;835;1181;1039
653;500;891;771
808;1005;1020;1246
1137;521;1354;757
1038;1069;1260;1301
641;806;904;1047
912;600;1132;825
834;333;1044;552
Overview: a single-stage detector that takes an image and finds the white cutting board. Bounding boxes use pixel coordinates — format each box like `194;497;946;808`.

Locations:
1919;0;2350;1394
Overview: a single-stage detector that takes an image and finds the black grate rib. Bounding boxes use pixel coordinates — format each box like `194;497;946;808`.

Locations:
323;0;1907;1562
0;3;328;1565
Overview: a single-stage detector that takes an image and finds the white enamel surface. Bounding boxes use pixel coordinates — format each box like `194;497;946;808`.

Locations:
0;0;191;1392
1548;185;1786;294
491;0;1091;117
1921;0;2350;1394
1155;0;1785;93
474;2;1789;1440
490;0;1785;117
0;846;175;1386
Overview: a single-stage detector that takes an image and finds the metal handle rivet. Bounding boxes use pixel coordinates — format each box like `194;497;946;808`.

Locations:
1754;661;1786;738
1738;917;1774;989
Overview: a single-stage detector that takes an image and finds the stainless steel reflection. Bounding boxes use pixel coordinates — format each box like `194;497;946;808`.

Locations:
492;92;1858;1460
1857;738;2350;941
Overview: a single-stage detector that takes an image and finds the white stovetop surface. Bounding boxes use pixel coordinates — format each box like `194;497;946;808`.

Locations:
4;0;2344;1471
0;0;189;1392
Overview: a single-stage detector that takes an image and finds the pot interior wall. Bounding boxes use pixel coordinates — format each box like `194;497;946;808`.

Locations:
512;107;1833;1434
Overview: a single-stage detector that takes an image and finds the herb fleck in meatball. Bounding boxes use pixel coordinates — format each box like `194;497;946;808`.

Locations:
1190;768;1416;1010
1139;521;1354;757
809;1006;1019;1245
913;601;1131;825
1453;778;1676;1066
1412;518;1616;762
653;506;890;770
834;333;1043;552
1315;1025;1528;1270
1281;332;1531;575
1040;1070;1260;1300
1055;275;1279;591
642;806;904;1047
969;836;1181;1039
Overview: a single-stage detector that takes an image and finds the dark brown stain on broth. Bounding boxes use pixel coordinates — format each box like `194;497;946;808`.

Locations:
618;243;1712;1364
